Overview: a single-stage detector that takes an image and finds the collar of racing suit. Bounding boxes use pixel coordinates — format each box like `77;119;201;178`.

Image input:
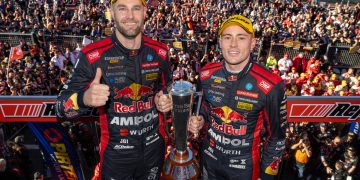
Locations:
222;60;253;82
110;33;145;57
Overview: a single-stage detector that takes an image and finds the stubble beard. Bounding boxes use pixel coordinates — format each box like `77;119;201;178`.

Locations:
115;19;143;39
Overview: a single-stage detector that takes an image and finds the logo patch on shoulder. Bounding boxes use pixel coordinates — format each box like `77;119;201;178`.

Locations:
87;50;100;62
258;80;272;94
158;49;167;59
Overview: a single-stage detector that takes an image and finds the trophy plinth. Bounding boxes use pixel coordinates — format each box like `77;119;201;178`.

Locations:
162;147;199;180
162;81;200;180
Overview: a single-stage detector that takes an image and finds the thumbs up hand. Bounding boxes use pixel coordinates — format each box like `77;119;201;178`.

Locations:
83;68;110;107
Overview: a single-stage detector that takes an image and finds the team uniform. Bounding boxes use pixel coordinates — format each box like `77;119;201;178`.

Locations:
199;61;287;180
56;33;172;180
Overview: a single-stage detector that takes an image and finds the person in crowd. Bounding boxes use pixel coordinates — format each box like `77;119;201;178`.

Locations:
291;133;312;179
278;53;292;75
342;146;358;180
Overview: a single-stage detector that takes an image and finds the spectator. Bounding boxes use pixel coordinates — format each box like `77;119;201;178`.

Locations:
265;55;277;70
342;146;358;180
50;50;66;70
292;53;307;74
331;160;346;180
291;133;312;179
278;53;293;75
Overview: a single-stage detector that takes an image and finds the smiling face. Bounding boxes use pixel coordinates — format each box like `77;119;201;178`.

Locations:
219;25;255;72
110;0;146;39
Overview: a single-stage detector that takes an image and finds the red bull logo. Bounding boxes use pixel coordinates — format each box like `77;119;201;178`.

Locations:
114;98;153;113
114;83;153;101
63;99;75;111
265;157;281;175
211;106;247;123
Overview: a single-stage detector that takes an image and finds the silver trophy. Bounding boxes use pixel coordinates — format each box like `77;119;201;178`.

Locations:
162;81;200;180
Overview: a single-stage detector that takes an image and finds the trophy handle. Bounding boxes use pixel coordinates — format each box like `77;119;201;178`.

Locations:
188;91;203;139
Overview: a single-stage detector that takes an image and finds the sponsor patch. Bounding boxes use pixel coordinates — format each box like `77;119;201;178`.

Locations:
234;96;259;104
105;56;124;60
228;75;237;81
210;84;225;90
147;54;153;61
146;73;158;81
114;98;153;113
265;157;281;175
114;83;153;101
201;70;210;79
237;102;253;110
63;93;79;111
212;106;247;123
129;50;139;57
214;79;222;83
142;62;159;68
109;76;126;84
211;118;247;136
208;94;222;103
107;65;124;70
258;80;272;94
236;90;259;99
142;68;159;74
109;60;119;64
158;49;167;59
86;50;100;62
245;83;253;91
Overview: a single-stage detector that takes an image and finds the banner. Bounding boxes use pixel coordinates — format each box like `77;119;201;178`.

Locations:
0;96;359;123
9;45;24;61
287;96;360;122
28;122;83;180
349;122;359;135
173;41;183;50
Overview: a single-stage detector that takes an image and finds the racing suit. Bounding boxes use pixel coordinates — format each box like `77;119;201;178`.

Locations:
56;33;172;180
199;61;287;180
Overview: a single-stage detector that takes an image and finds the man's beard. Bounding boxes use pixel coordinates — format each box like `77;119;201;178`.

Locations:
115;19;143;39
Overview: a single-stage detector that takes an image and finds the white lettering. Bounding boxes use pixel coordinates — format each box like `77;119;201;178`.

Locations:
130;125;154;135
209;129;249;147
110;111;158;126
113;145;134;150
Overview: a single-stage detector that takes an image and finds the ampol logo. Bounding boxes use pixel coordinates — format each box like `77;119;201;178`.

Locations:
211;106;247;123
114;83;153;101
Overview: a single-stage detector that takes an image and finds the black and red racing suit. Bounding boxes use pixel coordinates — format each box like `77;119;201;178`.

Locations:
199;61;287;180
56;33;172;180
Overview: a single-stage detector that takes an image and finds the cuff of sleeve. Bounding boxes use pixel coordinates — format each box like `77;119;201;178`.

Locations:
77;91;87;108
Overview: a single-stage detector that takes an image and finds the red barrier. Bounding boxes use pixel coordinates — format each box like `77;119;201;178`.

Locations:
0;96;359;122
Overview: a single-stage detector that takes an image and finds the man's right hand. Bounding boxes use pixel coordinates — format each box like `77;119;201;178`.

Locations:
83;68;110;107
188;115;205;138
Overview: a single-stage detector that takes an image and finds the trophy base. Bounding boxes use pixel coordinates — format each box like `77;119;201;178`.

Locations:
162;147;200;180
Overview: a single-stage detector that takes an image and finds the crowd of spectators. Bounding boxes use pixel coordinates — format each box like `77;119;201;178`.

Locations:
0;0;359;179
